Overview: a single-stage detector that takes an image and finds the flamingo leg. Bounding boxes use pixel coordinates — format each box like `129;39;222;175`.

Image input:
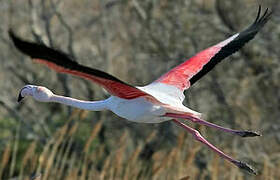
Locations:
172;119;256;174
166;113;260;137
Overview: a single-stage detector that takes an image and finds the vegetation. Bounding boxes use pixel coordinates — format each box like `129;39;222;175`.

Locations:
0;0;279;179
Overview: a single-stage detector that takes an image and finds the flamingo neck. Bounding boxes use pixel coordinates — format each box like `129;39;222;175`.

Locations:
50;95;108;111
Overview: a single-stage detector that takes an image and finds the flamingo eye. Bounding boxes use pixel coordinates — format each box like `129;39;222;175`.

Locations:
36;87;43;92
35;86;48;94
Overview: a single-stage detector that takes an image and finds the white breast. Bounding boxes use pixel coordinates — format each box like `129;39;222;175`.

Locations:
106;96;169;123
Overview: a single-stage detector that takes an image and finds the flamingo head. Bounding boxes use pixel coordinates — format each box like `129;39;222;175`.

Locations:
18;85;53;102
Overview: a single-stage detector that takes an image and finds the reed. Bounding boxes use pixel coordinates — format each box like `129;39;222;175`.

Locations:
0;143;11;179
19;141;37;178
0;116;279;180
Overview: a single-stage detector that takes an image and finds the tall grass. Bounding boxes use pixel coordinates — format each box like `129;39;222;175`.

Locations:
1;110;280;180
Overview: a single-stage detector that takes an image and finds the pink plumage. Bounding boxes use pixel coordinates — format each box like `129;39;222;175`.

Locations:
10;6;272;175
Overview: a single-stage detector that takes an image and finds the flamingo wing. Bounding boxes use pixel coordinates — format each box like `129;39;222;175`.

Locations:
155;6;271;91
9;31;155;100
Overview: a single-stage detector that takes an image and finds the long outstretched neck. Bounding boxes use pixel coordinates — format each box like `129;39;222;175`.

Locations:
18;85;109;111
50;95;108;111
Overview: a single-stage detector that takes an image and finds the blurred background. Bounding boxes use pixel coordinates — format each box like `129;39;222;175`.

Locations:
0;0;279;179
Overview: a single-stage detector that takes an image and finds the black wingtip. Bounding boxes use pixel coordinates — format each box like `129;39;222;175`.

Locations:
8;29;29;56
8;29;14;37
8;29;18;43
8;29;13;37
252;6;272;28
9;30;17;47
234;161;257;175
254;5;262;24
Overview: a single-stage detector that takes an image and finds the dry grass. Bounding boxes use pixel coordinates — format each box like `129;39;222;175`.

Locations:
0;111;280;180
0;0;278;179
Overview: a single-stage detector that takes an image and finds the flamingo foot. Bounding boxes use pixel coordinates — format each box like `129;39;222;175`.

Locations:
234;130;261;138
233;160;257;175
172;119;257;175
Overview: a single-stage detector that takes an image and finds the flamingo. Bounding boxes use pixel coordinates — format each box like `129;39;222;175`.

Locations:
9;6;271;174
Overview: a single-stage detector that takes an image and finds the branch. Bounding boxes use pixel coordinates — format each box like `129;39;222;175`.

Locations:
50;0;76;58
215;0;236;31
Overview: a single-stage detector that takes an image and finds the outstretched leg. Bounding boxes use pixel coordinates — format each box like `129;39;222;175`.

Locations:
166;113;260;137
172;119;256;174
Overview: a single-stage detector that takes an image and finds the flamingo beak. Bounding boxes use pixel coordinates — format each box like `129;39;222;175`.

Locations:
17;92;24;102
17;87;27;102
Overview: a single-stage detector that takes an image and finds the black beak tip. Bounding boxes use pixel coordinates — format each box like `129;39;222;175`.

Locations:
17;93;24;102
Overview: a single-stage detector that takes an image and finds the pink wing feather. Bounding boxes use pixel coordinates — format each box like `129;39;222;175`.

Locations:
156;34;238;90
9;31;158;101
155;6;271;91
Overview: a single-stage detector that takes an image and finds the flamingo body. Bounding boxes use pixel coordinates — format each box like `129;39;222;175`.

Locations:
10;6;272;174
107;82;200;123
107;96;167;123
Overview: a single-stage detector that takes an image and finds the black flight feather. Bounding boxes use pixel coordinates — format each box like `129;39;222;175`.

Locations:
9;30;130;85
189;6;272;85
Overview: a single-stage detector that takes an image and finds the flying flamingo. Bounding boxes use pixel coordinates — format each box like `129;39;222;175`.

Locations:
10;6;271;174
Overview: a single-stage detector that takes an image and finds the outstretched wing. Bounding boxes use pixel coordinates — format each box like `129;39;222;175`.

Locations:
9;31;156;100
155;6;272;91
